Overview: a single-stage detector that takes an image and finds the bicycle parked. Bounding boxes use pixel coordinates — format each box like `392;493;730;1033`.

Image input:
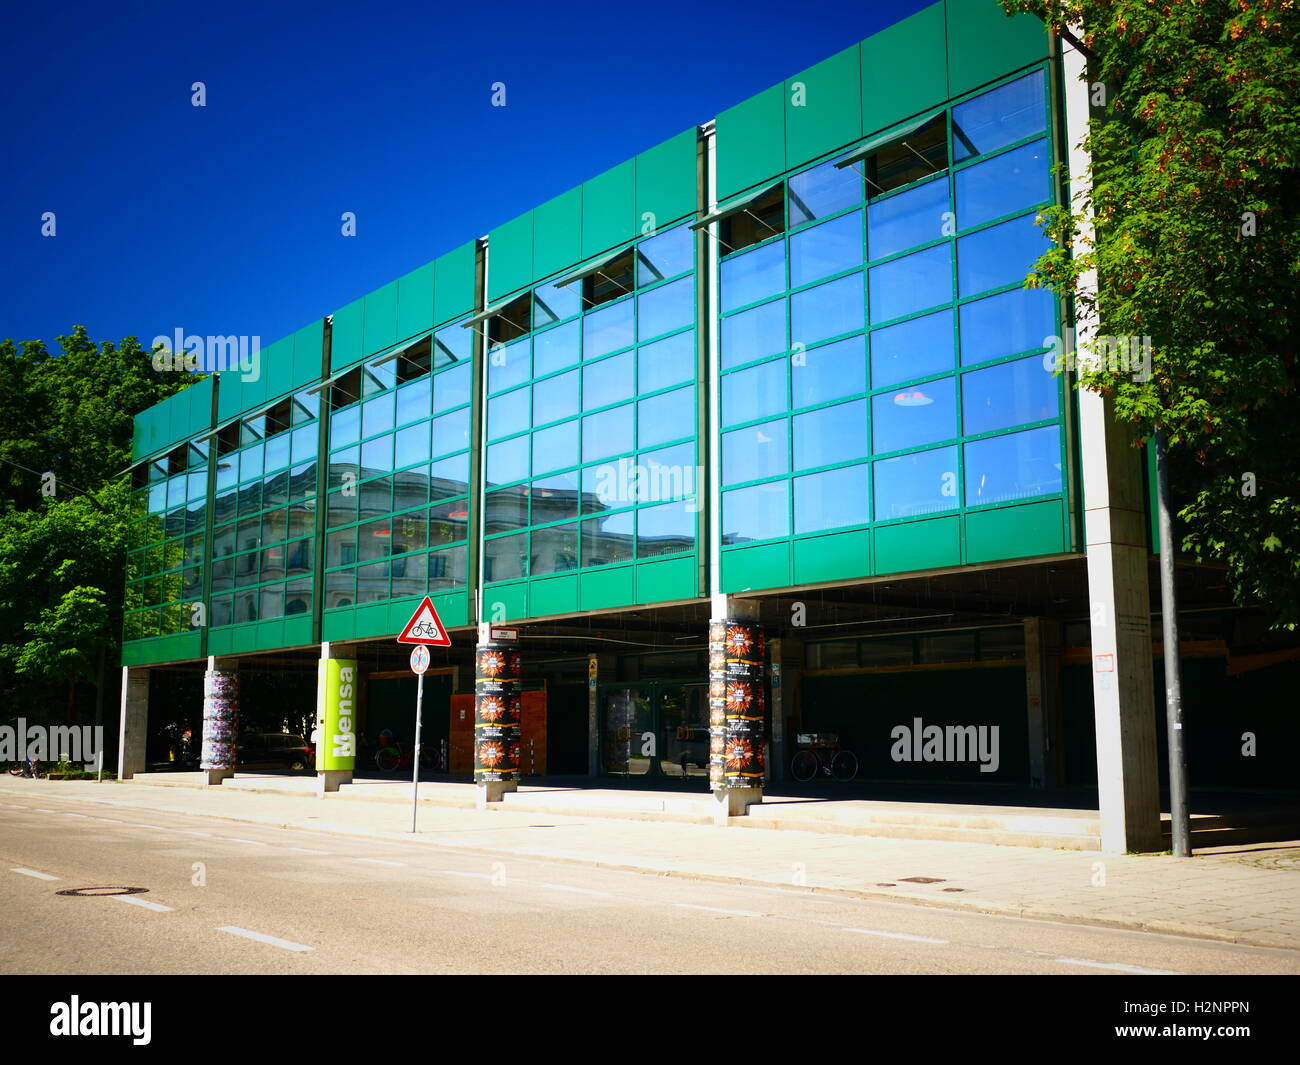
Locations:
790;732;858;783
7;758;48;779
373;736;439;773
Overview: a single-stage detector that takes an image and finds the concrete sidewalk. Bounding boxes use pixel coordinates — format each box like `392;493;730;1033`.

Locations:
4;776;1299;952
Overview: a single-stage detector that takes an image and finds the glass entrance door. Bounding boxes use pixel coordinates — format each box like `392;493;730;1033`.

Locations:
657;684;708;779
601;682;707;780
601;687;653;776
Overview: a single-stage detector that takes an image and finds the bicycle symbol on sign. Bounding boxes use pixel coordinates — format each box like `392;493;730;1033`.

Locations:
410;619;440;639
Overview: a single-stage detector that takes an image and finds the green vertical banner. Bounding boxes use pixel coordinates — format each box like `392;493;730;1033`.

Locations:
319;658;358;771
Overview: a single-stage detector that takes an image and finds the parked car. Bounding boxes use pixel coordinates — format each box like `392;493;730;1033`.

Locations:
237;732;315;772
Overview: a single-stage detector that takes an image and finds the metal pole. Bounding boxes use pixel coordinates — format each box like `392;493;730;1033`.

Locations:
1155;431;1190;856
97;748;103;784
411;672;424;834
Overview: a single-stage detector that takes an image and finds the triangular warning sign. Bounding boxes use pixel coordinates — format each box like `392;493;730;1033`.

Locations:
396;596;451;646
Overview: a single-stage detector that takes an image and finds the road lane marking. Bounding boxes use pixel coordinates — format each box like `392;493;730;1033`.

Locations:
11;868;58;881
355;857;405;867
34;808;57;814
288;847;331;855
63;813;90;819
135;824;167;831
1055;957;1180;976
674;903;763;918
217;926;313;952
221;838;267;846
435;870;492;880
534;882;614;897
113;895;173;913
178;829;211;837
93;818;125;824
846;927;949;944
1;803;29;808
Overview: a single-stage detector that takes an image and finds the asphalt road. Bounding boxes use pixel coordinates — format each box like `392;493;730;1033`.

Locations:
2;789;1298;975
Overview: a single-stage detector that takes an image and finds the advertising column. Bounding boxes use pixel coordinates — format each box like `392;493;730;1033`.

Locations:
707;609;766;822
318;656;358;792
200;656;239;786
474;629;521;805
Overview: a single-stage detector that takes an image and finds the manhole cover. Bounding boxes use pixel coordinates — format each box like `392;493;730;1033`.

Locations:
898;877;946;884
56;886;148;897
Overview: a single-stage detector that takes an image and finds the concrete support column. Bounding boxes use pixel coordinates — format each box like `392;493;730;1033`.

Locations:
315;642;358;794
708;593;764;824
117;666;150;780
474;625;520;806
1064;35;1162;852
200;656;239;786
1024;618;1064;789
767;636;802;786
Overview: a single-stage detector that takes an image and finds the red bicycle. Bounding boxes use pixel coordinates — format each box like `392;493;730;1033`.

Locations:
374;742;438;772
790;732;858;782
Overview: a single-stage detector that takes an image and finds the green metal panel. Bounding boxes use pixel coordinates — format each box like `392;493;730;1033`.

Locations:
431;590;470;630
330;295;365;372
136;376;214;461
529;573;578;618
482;581;528;622
635;128;698;231
965;500;1063;563
720;542;791;593
875;516;961;574
715;84;785;202
635;556;695;604
945;0;1049;99
861;2;948;137
120;631;201;667
581;159;636;259
364;280;399;358
260;336;295;405
532;187;584;282
433;240;477;327
793;529;872;585
579;565;635;611
396;262;436;342
488;211;536;303
785;44;862;171
293;319;326;386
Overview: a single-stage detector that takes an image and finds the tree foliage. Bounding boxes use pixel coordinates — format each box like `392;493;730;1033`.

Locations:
1003;0;1300;627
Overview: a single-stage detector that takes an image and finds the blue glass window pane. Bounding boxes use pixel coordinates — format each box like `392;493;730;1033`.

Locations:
581;510;635;568
583;352;633;411
791;335;866;409
395;378;431;427
867;178;948;260
722;241;786;312
640;442;697;504
240;443;264;482
792;399;867;471
534;320;581;376
723;419;788;485
791;272;865;347
432;408;469;456
794;464;870;534
959;287;1056;365
430;453;470;499
484;532;528;582
873;445;959;520
952;69;1047;162
394;422;431;468
638;276;693;341
331;406;360;448
434;322;472;366
488;338;530;394
582;461;627;513
532;420;580;474
434;363;472;412
362;392;395;438
789;160;861;226
636;225;693;286
637;386;694;449
872;377;957;454
486;435;529;487
263;434;290;475
790;211;863;288
360;434;393;477
637;500;695;559
488;386;530;441
531;522;579;575
583;299;634;359
533;369;579;424
722;299;787;370
955;139;1049;229
532;471;581;522
868;244;952;323
964;425;1061;506
962;355;1059;435
957;213;1048;297
722;481;789;544
638;330;695;393
534;280;582;326
722;358;787;427
583;404;634;461
870;309;954;388
484;486;528;534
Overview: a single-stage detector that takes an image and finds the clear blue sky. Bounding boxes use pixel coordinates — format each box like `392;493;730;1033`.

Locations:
0;0;930;352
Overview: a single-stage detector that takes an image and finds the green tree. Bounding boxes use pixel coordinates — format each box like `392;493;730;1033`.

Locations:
1003;0;1300;626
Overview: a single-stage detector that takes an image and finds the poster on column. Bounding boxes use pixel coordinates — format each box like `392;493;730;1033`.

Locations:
318;658;358;771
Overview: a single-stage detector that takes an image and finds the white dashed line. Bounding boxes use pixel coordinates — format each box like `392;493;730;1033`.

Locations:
217;926;313;952
1056;957;1180;976
534;882;615;898
436;870;492;880
11;867;59;881
287;847;331;855
113;895;172;913
1;803;29;809
33;809;57;814
846;927;949;944
63;812;90;819
178;829;211;837
355;857;404;867
135;824;167;831
94;818;124;824
674;903;763;918
221;838;267;846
